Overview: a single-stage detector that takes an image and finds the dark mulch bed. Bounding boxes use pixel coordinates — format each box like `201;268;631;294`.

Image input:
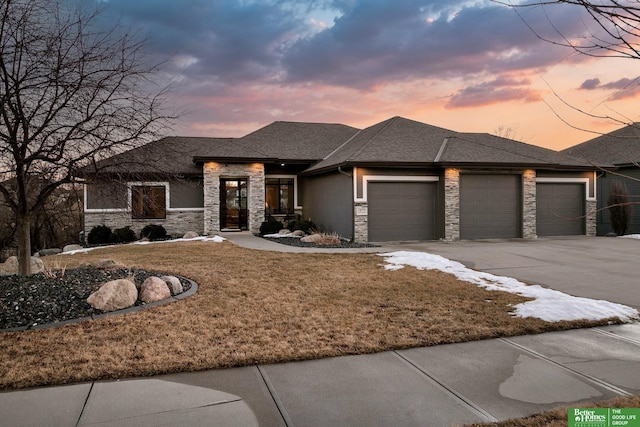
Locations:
263;236;380;249
0;267;190;330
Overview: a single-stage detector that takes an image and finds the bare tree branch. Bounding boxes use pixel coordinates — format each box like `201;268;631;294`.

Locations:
0;0;174;274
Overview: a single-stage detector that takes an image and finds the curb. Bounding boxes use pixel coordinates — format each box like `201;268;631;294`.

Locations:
1;276;198;332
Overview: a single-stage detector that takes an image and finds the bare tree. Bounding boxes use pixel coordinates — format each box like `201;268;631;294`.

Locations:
495;1;640;59
0;0;172;275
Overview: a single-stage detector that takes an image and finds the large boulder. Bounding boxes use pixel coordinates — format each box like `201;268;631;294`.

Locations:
140;276;171;303
161;275;183;295
39;248;62;257
0;256;44;275
62;244;83;253
87;279;138;312
300;234;322;243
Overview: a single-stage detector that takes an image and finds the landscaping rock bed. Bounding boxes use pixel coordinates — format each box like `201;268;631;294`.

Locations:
263;236;380;249
0;267;191;330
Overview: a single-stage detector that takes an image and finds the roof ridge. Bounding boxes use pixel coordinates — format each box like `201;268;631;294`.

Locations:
434;137;450;162
348;117;398;161
319;129;363;162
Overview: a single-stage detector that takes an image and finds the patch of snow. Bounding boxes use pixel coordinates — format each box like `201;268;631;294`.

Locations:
619;234;640;240
61;235;226;255
133;235;226;245
263;233;301;238
62;246;105;255
379;251;639;323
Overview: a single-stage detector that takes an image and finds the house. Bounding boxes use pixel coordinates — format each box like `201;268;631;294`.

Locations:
82;116;597;242
562;123;640;235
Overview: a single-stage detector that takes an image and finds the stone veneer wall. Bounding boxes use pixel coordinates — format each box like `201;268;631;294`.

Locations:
84;210;204;238
586;199;597;236
203;162;265;235
522;170;537;239
443;168;460;241
353;203;368;243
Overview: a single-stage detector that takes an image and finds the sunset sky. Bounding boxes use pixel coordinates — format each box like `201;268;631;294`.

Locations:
98;0;640;150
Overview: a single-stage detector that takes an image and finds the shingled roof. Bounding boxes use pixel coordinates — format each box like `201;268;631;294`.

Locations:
562;123;640;166
194;121;360;163
305;116;591;173
81;136;239;177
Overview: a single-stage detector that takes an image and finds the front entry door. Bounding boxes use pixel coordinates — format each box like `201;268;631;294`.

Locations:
220;179;248;230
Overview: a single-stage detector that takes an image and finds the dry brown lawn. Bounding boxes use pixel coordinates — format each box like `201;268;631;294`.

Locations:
464;395;640;427
0;241;621;390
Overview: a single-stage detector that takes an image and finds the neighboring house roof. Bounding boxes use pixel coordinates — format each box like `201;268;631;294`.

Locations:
194;121;361;164
562;123;640;167
305;116;591;173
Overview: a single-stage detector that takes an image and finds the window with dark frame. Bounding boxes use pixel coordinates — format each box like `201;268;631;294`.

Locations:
265;178;294;215
131;185;166;219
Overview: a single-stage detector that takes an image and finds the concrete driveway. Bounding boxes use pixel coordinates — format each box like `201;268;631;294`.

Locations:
386;236;640;310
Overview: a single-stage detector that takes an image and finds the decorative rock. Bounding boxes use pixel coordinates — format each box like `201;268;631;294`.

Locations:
140;276;171;303
183;231;199;239
31;257;44;274
161;275;183;295
87;279;138;312
62;244;83;253
278;229;292;235
300;234;322;243
292;230;306;237
92;259;122;269
0;256;44;275
2;256;19;273
39;248;62;257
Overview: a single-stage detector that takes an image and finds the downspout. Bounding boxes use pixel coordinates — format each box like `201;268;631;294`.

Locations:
337;166;352;177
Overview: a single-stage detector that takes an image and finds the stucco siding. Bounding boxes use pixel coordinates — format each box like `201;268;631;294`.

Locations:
302;172;353;239
170;179;204;208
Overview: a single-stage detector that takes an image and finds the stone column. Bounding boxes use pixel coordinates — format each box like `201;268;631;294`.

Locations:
444;168;460;241
586;199;597;236
247;163;265;235
522;169;537;239
353;203;368;243
203;162;221;234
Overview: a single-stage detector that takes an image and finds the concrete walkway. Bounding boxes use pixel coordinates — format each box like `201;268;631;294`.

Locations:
2;233;639;426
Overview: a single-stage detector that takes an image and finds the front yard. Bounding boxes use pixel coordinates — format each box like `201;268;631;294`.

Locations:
0;240;629;390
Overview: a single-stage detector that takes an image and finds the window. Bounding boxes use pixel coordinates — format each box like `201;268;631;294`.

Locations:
131;185;166;219
265;178;294;215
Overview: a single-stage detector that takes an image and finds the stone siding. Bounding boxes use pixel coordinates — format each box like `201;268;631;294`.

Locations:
84;210;204;239
203;162;265;235
522;170;537;239
444;168;460;241
586;199;597;236
353;202;368;243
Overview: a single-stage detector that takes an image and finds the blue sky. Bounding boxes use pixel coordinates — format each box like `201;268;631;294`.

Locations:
95;0;640;149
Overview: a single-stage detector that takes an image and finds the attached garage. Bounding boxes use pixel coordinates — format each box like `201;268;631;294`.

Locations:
460;174;521;239
367;181;437;241
536;182;585;236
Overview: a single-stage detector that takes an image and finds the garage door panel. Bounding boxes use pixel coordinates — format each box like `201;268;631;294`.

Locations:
460;175;521;239
537;183;585;236
368;182;436;241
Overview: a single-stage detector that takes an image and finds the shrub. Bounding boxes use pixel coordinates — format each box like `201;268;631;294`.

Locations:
286;216;316;234
140;224;167;240
608;180;631;236
260;215;283;236
110;226;137;244
87;225;112;245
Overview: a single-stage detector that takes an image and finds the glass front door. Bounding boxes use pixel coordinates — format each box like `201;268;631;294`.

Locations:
220;178;248;230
